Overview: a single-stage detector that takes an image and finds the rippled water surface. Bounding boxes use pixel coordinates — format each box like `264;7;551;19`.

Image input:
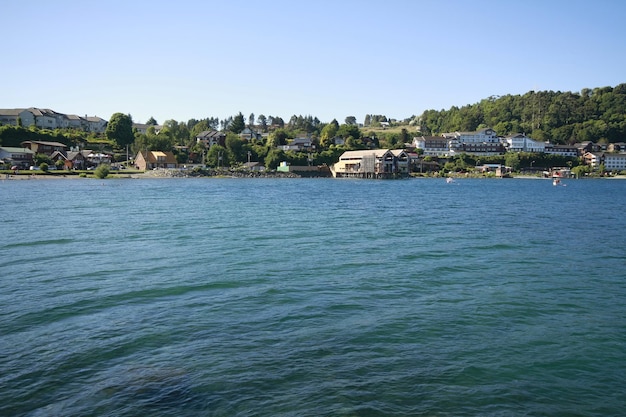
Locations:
1;177;625;416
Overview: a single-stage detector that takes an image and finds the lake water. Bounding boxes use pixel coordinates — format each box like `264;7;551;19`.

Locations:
1;177;625;416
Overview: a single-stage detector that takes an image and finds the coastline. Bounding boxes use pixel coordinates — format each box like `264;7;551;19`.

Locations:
3;172;626;181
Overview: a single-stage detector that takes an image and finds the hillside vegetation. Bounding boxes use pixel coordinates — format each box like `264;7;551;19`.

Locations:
414;84;626;144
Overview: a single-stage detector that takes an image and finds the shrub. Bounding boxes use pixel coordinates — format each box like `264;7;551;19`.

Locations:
93;164;110;179
39;162;49;172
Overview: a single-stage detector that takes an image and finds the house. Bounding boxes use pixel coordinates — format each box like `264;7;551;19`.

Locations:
0;109;22;126
65;114;84;130
280;137;314;152
331;149;409;178
390;149;410;174
18;108;61;129
49;151;68;168
583;152;626;171
503;133;546;153
133;123;163;135
412;136;451;157
0;146;35;168
196;131;226;149
84;116;107;133
239;127;262;141
64;150;89;170
20;140;67;156
135;151;178;170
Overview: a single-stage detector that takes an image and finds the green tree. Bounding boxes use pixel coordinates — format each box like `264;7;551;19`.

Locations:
257;114;268;132
106;113;134;149
265;148;285;170
345;116;357;125
399;128;410;146
225;132;245;164
206;145;229;168
320;119;339;148
505;152;521;171
230;112;246;134
146;117;158;125
164;119;190;145
266;128;290;148
337;124;361;140
571;164;590;178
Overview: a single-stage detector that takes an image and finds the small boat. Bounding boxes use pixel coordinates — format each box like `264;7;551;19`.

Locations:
553;178;562;186
446;177;454;184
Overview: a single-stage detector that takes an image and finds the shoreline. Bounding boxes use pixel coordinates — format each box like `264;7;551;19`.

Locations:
3;172;626;181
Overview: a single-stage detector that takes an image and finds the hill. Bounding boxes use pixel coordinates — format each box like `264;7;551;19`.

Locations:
412;84;626;144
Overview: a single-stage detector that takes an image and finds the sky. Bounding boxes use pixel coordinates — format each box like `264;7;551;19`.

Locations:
2;0;625;125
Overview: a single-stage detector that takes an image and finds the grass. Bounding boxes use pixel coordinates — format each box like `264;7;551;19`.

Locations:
361;124;419;137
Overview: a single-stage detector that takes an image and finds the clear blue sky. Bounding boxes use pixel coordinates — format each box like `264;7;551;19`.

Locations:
2;0;625;125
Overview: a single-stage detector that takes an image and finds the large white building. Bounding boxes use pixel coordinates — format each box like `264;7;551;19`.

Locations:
583;152;626;171
412;136;451;157
503;133;546;152
443;128;505;156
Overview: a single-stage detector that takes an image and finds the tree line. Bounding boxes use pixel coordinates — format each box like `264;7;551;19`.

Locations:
415;84;626;144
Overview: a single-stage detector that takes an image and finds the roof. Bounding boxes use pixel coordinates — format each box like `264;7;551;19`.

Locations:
0;108;25;116
0;146;35;154
196;130;225;139
84;116;106;123
505;133;527;138
21;140;68;147
339;149;391;160
291;137;312;144
138;150;177;164
67;151;87;160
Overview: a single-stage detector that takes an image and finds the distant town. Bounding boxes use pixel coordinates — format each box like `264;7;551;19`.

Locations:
1;89;626;179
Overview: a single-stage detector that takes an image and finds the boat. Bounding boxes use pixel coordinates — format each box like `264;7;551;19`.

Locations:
553;178;560;186
446;177;454;184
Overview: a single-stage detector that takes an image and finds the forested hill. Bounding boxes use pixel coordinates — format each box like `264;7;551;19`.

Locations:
416;84;626;144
